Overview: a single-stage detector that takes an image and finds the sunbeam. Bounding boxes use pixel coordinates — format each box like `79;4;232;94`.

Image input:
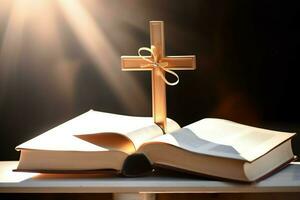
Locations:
0;0;29;100
0;0;150;114
57;0;148;114
24;0;78;112
0;0;78;111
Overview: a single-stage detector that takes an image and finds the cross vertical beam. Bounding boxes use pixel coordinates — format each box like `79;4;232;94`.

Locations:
150;21;167;129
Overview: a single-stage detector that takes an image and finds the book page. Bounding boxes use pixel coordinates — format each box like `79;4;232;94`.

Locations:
142;118;295;161
126;118;180;149
16;110;179;154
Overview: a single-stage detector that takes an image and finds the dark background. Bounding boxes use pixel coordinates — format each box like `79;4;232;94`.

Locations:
0;0;299;160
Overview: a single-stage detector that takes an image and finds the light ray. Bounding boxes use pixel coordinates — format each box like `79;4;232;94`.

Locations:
0;0;30;100
0;0;12;21
57;0;149;114
0;0;150;114
24;0;78;112
0;0;79;110
83;0;150;51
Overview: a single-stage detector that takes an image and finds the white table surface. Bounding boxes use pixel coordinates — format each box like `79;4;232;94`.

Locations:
0;161;300;193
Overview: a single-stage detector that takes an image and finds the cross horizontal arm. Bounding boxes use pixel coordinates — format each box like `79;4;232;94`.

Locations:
161;55;196;70
121;56;153;71
121;55;196;71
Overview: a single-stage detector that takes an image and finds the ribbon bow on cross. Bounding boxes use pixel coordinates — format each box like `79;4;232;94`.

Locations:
138;45;179;86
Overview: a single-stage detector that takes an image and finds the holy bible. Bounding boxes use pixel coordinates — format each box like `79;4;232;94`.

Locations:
15;110;296;182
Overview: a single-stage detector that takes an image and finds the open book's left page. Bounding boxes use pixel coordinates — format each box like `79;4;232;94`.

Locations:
15;110;179;172
16;110;180;153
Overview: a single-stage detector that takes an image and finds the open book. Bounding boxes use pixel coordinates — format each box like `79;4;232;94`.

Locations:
16;110;296;182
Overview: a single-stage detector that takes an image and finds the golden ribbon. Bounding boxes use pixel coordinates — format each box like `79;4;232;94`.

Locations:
138;45;179;86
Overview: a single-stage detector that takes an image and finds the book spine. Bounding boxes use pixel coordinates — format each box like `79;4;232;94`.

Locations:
121;153;154;177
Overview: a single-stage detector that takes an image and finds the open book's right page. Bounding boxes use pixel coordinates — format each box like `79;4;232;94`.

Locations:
145;118;295;162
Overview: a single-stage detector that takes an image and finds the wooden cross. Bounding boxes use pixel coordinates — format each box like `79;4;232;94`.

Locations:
121;21;196;132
